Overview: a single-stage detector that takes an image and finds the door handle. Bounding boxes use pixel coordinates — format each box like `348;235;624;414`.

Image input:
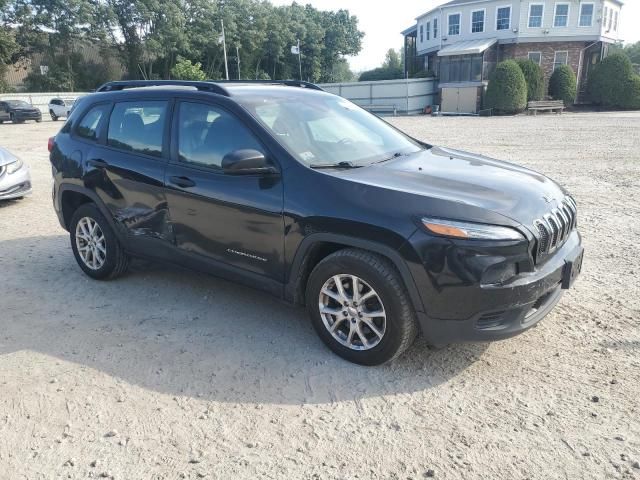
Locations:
87;159;108;168
169;176;196;188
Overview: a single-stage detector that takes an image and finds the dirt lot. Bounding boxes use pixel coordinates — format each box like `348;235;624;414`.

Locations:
0;112;639;480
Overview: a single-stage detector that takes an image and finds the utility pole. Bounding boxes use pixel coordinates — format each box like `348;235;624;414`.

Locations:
297;39;302;81
236;45;240;80
221;19;229;80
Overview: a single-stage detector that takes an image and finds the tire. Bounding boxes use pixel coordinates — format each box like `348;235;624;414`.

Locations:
50;110;58;121
305;248;418;365
35;118;42;123
69;203;130;280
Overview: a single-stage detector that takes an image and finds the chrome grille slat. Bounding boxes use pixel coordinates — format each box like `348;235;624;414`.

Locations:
534;196;578;262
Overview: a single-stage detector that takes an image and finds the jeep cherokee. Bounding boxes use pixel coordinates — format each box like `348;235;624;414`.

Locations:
49;80;583;365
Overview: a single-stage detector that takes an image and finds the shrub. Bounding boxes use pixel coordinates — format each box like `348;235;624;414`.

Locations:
412;69;435;79
549;65;577;106
515;59;545;101
625;75;640;110
484;60;527;114
588;53;639;108
358;66;403;81
171;57;207;81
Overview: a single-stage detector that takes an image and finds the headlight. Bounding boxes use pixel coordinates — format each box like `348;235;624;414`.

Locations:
6;159;24;174
422;217;524;241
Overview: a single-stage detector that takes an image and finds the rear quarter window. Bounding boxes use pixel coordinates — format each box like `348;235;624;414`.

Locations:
75;104;110;141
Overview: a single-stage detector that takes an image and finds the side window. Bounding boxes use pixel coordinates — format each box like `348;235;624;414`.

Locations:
177;102;263;169
107;101;167;158
76;104;109;141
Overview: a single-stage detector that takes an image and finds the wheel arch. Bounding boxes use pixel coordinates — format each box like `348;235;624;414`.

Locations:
58;185;120;238
285;233;425;315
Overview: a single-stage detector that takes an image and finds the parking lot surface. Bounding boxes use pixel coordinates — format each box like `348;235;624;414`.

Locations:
0;113;638;479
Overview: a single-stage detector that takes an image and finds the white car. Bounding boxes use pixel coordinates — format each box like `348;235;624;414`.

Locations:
0;146;31;200
48;98;72;121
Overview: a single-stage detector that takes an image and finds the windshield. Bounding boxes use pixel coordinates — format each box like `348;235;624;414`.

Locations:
236;93;424;167
6;100;31;108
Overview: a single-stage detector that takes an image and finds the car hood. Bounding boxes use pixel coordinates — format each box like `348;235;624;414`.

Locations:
0;147;20;167
331;146;569;226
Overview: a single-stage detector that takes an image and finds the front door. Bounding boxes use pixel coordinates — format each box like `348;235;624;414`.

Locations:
164;100;284;281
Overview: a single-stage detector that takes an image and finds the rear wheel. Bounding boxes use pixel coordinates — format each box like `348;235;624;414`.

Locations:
306;248;418;365
69;203;130;280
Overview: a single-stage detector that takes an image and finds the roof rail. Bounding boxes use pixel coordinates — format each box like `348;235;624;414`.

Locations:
96;80;229;95
96;79;325;94
215;80;325;91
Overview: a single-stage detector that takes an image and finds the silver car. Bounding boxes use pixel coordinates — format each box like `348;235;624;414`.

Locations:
0;146;32;200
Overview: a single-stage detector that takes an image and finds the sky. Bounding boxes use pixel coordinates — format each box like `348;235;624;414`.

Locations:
270;0;640;71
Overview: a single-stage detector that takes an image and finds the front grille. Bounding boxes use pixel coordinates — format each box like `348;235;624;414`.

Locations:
534;196;577;261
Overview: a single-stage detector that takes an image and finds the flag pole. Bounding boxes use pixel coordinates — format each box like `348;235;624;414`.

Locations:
221;19;229;80
236;45;240;80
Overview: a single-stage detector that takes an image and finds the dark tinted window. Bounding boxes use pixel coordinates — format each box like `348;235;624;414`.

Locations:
177;102;263;169
76;104;109;141
108;101;167;158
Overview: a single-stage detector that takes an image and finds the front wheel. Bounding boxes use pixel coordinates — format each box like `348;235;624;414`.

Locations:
69;203;130;280
306;249;418;365
50;110;58;121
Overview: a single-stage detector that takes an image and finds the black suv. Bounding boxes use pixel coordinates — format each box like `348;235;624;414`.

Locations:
0;99;42;123
50;80;583;365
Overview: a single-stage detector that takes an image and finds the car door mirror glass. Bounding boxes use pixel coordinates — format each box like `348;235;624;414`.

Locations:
222;149;276;175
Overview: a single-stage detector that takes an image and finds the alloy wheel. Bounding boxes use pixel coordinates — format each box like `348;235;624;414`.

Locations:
318;274;386;351
75;216;107;270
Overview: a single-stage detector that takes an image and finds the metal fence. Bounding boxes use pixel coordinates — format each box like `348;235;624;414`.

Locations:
319;78;438;116
0;92;88;114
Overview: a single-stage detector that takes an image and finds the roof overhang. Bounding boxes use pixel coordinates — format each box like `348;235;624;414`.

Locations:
401;25;417;36
437;38;497;56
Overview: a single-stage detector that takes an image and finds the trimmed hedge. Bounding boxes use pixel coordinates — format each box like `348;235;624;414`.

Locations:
588;53;640;109
484;60;527;114
515;59;545;101
549;65;577;106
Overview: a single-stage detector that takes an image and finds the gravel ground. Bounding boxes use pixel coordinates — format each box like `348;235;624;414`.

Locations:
0;112;638;480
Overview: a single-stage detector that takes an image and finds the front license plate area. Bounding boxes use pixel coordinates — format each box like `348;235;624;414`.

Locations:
562;248;584;290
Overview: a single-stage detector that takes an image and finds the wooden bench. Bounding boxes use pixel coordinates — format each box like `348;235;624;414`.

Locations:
362;104;397;116
527;100;565;115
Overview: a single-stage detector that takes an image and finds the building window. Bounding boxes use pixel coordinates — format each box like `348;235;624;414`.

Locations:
553;51;569;70
554;4;569;27
434;18;438;38
579;3;594;26
427;21;431;40
528;4;544;28
439;54;484;83
614;10;618;31
496;6;511;30
448;13;461;35
603;6;608;30
471;10;485;33
419;25;424;43
608;8;613;30
528;52;542;65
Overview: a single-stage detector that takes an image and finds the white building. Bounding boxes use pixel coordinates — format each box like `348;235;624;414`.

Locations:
402;0;624;112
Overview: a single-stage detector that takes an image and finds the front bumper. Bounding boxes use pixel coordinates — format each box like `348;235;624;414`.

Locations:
13;111;42;121
0;163;32;199
406;229;583;345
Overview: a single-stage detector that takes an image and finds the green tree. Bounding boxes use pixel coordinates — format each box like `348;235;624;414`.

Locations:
359;47;404;81
171;56;207;80
623;41;640;65
484;60;527;114
515;59;545;101
588;53;636;107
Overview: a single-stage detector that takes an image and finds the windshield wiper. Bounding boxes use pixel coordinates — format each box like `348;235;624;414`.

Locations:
309;161;362;169
374;152;409;165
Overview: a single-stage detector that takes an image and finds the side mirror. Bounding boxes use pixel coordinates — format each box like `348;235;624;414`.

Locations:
222;149;277;175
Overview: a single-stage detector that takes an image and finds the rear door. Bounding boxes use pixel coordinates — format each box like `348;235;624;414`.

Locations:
80;99;174;250
164;99;285;281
